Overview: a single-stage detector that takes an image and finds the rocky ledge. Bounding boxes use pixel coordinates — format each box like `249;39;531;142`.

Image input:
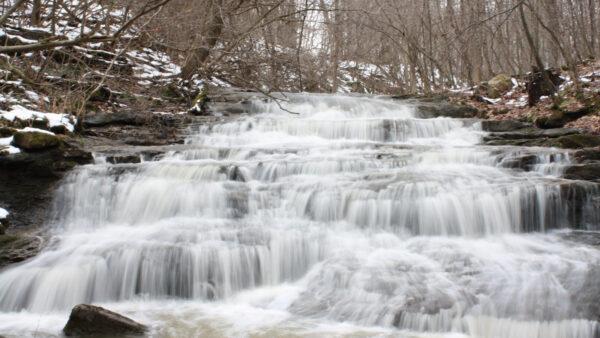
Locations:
481;119;600;182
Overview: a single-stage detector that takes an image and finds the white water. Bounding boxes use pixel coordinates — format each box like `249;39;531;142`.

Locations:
0;93;599;337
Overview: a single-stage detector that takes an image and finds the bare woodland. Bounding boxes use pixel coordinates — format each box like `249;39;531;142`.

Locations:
0;0;598;95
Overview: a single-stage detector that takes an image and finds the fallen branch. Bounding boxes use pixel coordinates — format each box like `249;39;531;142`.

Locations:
0;35;115;54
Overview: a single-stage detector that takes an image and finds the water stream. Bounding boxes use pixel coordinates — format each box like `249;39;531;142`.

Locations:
0;94;599;337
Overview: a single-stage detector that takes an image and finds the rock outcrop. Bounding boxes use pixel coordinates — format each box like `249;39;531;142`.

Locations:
0;235;43;268
0;136;93;232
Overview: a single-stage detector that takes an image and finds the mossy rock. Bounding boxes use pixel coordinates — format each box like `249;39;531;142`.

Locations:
0;235;19;248
12;131;59;150
553;134;600;149
159;83;184;101
189;85;208;115
558;98;576;110
0;127;16;137
487;74;513;98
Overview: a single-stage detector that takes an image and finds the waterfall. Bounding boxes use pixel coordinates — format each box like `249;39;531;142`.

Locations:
0;93;598;338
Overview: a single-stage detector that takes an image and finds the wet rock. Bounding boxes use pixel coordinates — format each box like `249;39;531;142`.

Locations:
552;134;600;149
415;101;478;118
202;87;263;116
83;111;149;128
558;182;600;228
12;131;59;150
564;163;600;181
484;127;578;142
106;155;141;164
0;235;43;268
481;120;531;132
0;137;93;232
574;149;600;163
540;128;580;138
498;154;538;171
63;304;148;336
483;129;596;149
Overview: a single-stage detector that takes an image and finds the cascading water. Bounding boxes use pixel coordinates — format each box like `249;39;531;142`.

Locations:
0;93;598;338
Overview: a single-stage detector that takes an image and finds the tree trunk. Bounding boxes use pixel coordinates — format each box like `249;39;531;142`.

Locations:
180;0;224;79
519;4;557;106
31;0;42;26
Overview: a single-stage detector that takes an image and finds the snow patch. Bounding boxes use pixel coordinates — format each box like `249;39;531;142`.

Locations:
482;97;501;104
0;207;8;219
21;127;56;135
1;106;74;131
0;136;20;154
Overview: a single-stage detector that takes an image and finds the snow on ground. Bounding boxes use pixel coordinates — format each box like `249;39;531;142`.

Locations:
21;127;55;135
0;136;20;155
0;207;8;219
128;49;181;79
1;106;74;131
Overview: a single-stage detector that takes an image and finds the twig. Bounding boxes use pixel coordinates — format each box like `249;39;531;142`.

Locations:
0;0;27;26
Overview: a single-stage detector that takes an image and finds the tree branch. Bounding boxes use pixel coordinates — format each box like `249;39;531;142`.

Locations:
0;0;27;26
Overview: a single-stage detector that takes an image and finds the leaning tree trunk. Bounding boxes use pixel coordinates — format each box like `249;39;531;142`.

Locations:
180;0;224;79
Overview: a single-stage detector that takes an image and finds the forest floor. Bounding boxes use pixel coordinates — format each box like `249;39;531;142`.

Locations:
447;59;600;135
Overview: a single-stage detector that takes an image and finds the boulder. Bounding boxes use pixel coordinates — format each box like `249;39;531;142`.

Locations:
11;131;59;151
63;304;148;336
487;74;513;99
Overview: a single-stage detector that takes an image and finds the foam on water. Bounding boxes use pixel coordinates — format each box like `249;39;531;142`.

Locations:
0;94;598;338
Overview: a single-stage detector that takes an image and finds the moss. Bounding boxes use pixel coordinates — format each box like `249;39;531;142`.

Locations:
558;98;575;110
188;85;208;114
121;92;137;103
12;131;60;150
159;83;182;99
554;134;600;149
191;85;208;108
0;235;19;248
